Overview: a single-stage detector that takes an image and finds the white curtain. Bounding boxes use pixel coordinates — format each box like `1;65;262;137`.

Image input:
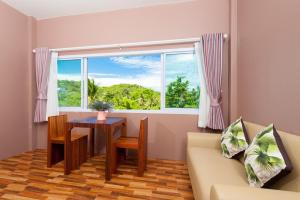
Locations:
195;41;210;128
46;52;59;119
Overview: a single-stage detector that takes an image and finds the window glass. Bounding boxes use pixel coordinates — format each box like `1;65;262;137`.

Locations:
87;54;161;110
57;59;82;107
165;53;200;108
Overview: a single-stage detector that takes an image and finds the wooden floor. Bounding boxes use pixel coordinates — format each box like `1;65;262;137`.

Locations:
0;149;194;200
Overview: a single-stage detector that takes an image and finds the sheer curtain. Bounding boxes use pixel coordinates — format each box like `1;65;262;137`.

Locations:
46;52;59;119
194;41;210;128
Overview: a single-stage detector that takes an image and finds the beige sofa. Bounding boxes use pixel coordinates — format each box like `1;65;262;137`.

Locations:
187;121;300;200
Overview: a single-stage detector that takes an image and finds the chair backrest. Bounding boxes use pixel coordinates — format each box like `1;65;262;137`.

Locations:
138;117;148;151
48;115;67;140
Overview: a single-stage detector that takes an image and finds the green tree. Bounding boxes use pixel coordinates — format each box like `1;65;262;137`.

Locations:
58;80;81;107
88;78;98;104
165;76;200;108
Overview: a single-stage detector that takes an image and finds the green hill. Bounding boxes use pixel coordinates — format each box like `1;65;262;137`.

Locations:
58;80;160;110
95;84;160;110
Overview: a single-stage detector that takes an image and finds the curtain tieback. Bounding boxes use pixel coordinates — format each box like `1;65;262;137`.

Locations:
37;93;48;100
210;98;221;107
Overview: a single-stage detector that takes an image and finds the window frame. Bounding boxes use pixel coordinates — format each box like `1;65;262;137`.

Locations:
58;47;199;115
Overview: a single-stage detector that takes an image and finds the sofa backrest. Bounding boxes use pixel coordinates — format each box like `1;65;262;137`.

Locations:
244;121;300;192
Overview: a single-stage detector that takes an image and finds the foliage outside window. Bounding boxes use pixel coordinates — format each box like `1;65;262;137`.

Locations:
57;59;82;107
57;50;200;112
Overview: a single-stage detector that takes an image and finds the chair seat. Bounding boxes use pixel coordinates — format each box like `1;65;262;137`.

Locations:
114;137;139;149
51;132;88;144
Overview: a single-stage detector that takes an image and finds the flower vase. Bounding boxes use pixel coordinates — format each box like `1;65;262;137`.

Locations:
97;111;108;121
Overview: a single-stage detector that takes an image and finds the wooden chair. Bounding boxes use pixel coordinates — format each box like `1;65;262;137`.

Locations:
47;115;88;171
113;117;148;176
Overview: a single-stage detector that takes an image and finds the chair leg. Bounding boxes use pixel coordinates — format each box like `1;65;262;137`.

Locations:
144;150;147;170
137;150;145;177
71;140;80;170
79;136;88;165
47;142;52;168
112;146;118;173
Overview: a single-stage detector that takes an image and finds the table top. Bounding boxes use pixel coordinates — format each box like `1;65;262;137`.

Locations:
68;117;125;126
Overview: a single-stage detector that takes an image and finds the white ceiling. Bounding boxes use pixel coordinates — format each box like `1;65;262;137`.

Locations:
2;0;194;20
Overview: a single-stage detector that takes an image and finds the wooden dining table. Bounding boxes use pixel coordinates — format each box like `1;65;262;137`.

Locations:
66;117;127;181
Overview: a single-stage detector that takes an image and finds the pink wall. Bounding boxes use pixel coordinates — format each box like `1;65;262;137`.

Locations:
37;0;229;47
34;0;231;160
237;0;300;135
0;2;35;158
27;17;38;150
229;0;238;121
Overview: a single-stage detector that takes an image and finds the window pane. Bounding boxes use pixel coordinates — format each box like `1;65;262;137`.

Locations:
57;59;82;107
87;54;161;110
165;53;200;108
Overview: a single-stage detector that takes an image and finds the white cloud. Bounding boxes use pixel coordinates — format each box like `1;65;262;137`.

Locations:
58;74;81;81
88;73;120;78
110;56;161;70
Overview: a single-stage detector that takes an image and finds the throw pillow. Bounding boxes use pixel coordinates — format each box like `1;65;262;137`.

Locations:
221;118;250;158
244;124;293;188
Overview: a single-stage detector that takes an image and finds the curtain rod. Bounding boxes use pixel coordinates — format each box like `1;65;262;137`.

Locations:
33;34;228;53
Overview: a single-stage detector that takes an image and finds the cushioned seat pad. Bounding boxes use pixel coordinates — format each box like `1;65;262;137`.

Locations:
187;147;248;200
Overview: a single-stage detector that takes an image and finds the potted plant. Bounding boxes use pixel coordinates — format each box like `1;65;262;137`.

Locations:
89;100;113;120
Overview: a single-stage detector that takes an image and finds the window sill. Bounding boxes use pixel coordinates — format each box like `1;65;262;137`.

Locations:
59;108;198;115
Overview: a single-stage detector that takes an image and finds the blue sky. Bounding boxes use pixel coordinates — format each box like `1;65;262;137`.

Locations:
88;55;159;77
165;53;199;90
58;59;81;75
58;53;199;92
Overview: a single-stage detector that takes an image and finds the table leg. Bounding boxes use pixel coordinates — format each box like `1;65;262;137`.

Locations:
89;128;95;157
105;125;113;181
64;127;72;175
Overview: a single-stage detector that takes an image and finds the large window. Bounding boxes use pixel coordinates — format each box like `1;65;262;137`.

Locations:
57;49;200;113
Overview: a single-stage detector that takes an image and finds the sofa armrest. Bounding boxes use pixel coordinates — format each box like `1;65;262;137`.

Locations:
187;132;221;150
210;184;300;200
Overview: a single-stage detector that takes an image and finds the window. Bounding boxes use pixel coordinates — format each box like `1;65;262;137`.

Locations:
57;59;82;107
57;49;200;113
165;53;200;109
87;55;161;110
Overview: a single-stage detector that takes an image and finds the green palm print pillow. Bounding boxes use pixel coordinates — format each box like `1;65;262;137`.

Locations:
221;118;250;158
244;124;293;188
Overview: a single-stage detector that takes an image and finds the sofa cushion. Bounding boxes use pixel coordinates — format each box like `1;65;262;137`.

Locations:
244;124;293;188
221;118;249;158
187;147;248;200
